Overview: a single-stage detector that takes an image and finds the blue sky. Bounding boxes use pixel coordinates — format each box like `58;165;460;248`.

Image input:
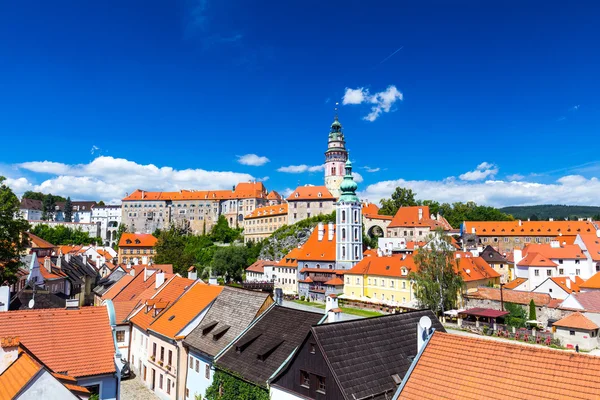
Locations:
1;0;599;206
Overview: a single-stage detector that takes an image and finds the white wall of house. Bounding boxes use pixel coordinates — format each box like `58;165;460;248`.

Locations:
130;326;149;379
20;209;42;221
270;386;305;400
186;351;214;400
115;325;130;361
274;266;298;295
245;270;265;282
16;370;80;400
554;327;599;350
532;279;571;300
560;295;584;310
515;265;555;289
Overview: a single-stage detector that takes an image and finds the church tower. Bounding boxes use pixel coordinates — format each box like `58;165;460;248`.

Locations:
336;159;363;270
324;114;348;199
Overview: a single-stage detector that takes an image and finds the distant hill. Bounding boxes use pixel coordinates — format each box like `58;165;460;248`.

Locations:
499;205;600;221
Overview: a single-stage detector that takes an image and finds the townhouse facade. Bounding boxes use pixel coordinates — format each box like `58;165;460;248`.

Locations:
118;233;158;265
386;205;453;240
286;185;336;225
91;204;122;247
243;203;288;243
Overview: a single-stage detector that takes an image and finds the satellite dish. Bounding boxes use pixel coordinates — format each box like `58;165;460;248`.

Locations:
28;299;35;309
419;315;432;330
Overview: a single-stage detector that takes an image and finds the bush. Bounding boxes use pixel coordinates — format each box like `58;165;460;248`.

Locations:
300;296;305;301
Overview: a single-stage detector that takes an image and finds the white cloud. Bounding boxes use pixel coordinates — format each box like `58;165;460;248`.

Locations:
363;166;381;173
358;175;600;208
277;164;324;173
342;85;403;122
459;162;499;181
506;174;524;181
10;156;255;203
237;154;270;166
352;172;364;183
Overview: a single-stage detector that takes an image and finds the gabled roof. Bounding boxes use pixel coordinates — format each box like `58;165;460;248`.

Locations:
246;260;277;274
463;220;595;237
517;252;557;267
216;306;323;387
455;256;500;282
245;204;288;219
266;190;282;200
479;245;510;263
346;255;418;278
396;331;600;400
547;277;580;294
296;224;336;262
291;310;444;400
388;206;452;230
286;185;335;201
184;287;271;357
25;233;55;249
101;274;134;301
129;276;195;331
118;233;157;248
565;291;600;313
122;182;268;201
324;277;344;285
580;271;600;289
522;243;585;260
0;307;116;378
19;198;43;211
554;312;599;330
362;203;393;221
578;234;600;262
503;277;528;290
466;287;552;306
150;282;223;339
277;247;301;268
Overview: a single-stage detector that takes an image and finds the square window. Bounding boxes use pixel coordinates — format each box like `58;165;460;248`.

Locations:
570;330;576;336
116;330;125;343
317;376;326;393
310;343;316;354
300;370;310;388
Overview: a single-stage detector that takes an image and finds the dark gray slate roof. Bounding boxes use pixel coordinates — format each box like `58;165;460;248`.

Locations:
93;269;126;296
19;198;43;211
312;310;445;400
216;305;323;387
480;245;511;263
10;290;68;310
184;286;271;358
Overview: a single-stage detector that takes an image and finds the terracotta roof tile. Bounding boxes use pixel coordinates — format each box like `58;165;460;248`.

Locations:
548;277;580;294
296;224;336;262
246;260;277;273
25;232;55;249
101;274;134;301
323;277;344;285
118;233;157;248
567;291;600;313
503;277;528;289
0;307;116;378
122;182;267;201
346;255;418;278
554;312;599;330
517;252;558;267
245;203;288;219
523;243;585;259
466;287;552;306
463;220;595;237
388;206;452;230
286;185;335;201
276;247;301;268
150;282;223;339
0;347;42;400
578;234;600;262
266;190;282;200
455;256;500;282
580;271;600;289
398;331;600;400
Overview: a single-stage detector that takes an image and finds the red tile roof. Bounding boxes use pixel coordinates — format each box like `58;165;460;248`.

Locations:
554;312;599;330
245;203;288;219
578;234;600;261
566;291;600;313
466;287;552;306
548;277;580;294
266;190;282;200
398;331;600;400
296;224;336;262
122;182;267;201
455;256;500;282
0;346;42;400
580;271;600;289
323;277;344;286
277;247;301;268
503;277;528;289
129;276;195;331
388;206;453;230
517;252;558;267
523;243;585;259
150;282;223;339
246;260;277;274
25;232;55;249
463;220;595;237
118;233;157;248
101;274;134;301
286;185;335;201
362;203;393;221
0;307;116;378
346;255;418;278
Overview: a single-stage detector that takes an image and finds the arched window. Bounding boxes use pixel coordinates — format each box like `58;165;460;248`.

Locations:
355;246;359;258
342;228;346;240
354;228;358;240
332;167;336;175
354;210;358;222
341;210;346;222
342;246;346;258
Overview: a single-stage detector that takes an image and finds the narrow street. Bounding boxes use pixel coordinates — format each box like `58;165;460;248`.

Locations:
121;377;159;400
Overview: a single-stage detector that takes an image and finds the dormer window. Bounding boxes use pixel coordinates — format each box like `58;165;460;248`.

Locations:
126;239;132;244
295;193;299;198
135;239;141;244
401;267;408;276
318;192;322;198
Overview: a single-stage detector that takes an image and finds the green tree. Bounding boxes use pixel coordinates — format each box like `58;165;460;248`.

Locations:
154;227;195;275
96;200;106;207
210;215;242;243
211;245;249;282
378;187;417;216
42;195;57;221
205;370;268;400
529;299;537;321
504;302;528;328
64;197;73;222
0;177;31;284
411;229;464;315
113;224;127;250
22;191;66;203
30;224;99;245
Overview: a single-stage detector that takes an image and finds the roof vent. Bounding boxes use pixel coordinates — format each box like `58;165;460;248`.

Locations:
391;374;402;385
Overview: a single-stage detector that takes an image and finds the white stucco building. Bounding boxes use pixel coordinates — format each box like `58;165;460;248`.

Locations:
92;205;122;247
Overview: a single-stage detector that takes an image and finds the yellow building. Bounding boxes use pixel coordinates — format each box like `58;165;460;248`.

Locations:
243;203;288;243
343;254;418;306
118;232;157;265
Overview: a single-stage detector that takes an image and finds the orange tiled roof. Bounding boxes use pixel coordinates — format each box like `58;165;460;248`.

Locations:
112;269;172;323
578;234;600;262
129;276;194;331
523;243;585;259
454;256;500;282
38;257;68;280
58;245;85;255
101;274;134;301
246;260;277;274
466;287;552;306
464;220;595;237
150;282;223;339
245;203;288;219
286;185;335;201
554;235;578;245
398;331;600;400
296;224;336;262
0;307;116;378
554;312;599;330
266;190;282;200
0;347;42;400
362;202;380;215
122;182;267;201
363;248;378;257
518;252;558;267
324;277;344;286
96;249;114;260
25;232;55;249
277;247;301;268
118;233;157;248
503;277;528;289
580;271;600;289
346;255;418;278
388;206;452;230
549;277;580;294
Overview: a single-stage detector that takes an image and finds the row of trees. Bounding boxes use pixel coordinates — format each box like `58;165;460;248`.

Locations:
153;216;262;278
23;191;106;221
378;187;514;228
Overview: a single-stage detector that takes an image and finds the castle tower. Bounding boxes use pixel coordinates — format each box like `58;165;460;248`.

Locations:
324;114;348;198
336;159;363;270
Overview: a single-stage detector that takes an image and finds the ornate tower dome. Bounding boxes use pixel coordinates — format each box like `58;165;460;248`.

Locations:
324;113;348;199
336;157;362;270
